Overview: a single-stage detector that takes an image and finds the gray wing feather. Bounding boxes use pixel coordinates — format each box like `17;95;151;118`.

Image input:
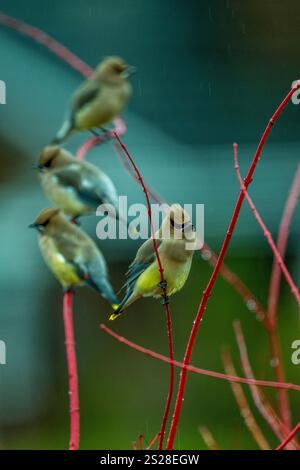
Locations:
70;80;100;119
53;164;118;208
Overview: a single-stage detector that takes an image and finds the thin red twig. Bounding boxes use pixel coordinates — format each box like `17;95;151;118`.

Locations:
267;165;300;429
138;434;143;449
147;433;161;450
112;131;174;450
0;10;92;78
276;422;300;450
233;144;300;307
268;164;300;325
63;291;80;451
268;165;300;324
267;328;291;434
158;302;175;450
99;324;300;393
166;81;300;450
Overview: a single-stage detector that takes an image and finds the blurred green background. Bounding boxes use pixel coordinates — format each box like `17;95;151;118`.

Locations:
0;0;299;450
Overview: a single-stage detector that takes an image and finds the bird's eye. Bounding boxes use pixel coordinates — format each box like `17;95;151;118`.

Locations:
113;64;124;74
43;159;52;168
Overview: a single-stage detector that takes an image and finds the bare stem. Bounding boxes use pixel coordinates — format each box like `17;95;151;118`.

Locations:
158;303;174;450
267;165;300;431
276;422;300;450
63;291;80;451
268;164;300;325
100;324;300;393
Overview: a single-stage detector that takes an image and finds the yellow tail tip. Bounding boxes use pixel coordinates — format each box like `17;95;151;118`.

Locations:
112;304;119;311
109;312;119;321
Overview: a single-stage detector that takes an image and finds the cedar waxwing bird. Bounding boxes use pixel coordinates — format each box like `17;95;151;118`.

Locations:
109;204;197;320
53;56;134;143
29;208;118;307
37;145;120;221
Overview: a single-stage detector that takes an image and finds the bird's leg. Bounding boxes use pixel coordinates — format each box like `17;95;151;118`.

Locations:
99;126;113;142
63;286;76;295
71;216;81;226
90;129;100;137
159;279;169;304
158;280;168;290
160;295;170;305
100;126;110;134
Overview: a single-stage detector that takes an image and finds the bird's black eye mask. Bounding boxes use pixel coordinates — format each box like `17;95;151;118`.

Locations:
170;218;193;231
34;150;60;170
28;219;50;232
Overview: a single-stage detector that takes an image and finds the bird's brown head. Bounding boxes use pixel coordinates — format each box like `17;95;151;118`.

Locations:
94;56;136;83
36;146;73;170
163;204;195;240
29;208;61;233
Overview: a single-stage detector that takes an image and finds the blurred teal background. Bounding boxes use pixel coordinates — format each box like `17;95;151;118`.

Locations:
0;0;299;450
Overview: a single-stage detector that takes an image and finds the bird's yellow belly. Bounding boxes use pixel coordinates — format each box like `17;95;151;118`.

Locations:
75;88;130;130
136;258;192;298
41;174;89;216
39;236;81;288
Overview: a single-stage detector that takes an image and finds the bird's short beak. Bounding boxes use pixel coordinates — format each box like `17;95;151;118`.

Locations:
127;65;137;76
28;222;38;229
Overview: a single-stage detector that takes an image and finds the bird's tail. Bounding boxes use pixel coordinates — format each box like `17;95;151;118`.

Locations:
52;120;73;144
108;290;134;321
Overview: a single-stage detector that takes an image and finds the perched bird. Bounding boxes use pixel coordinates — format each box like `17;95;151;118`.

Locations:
109;204;197;320
37;145;119;221
53;56;134;143
29;208;118;306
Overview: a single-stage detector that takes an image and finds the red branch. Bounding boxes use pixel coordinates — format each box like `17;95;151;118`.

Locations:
166;81;300;450
267;164;300;429
0;11;92;78
234;144;300;307
112;132;174;450
99;324;300;393
276;422;300;450
268;164;300;325
267;166;300;427
63;291;80;450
